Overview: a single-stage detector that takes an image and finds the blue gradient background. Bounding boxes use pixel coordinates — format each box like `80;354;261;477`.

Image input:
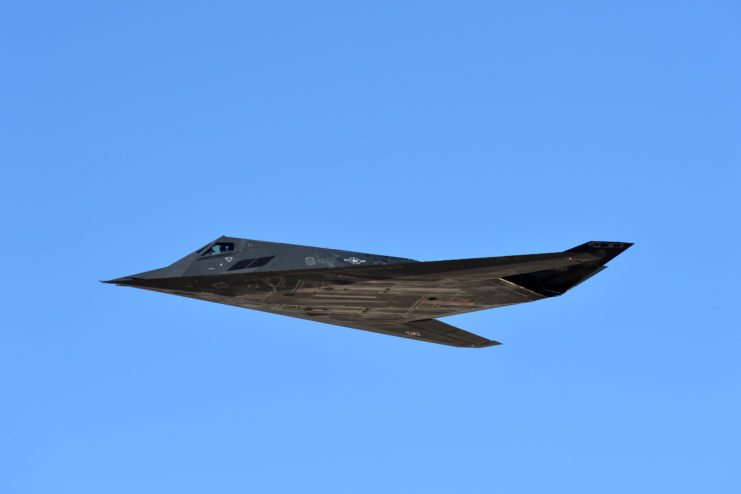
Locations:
2;2;739;493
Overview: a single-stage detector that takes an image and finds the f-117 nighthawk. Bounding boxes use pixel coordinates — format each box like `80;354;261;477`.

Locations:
104;237;632;347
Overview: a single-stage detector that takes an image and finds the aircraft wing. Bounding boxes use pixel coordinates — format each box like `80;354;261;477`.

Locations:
326;318;501;348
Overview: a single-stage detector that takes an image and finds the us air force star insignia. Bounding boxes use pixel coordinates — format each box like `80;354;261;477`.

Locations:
344;257;366;264
225;257;233;262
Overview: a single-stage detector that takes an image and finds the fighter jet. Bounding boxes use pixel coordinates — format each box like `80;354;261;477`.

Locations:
104;237;632;347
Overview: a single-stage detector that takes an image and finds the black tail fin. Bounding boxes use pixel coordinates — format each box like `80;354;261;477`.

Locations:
503;241;633;296
566;241;634;264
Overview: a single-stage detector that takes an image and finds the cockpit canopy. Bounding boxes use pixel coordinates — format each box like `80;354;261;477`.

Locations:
201;242;235;257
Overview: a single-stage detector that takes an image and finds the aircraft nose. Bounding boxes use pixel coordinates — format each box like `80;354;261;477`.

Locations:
101;276;136;285
102;266;174;285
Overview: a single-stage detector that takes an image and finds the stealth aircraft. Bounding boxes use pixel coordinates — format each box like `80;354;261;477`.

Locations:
105;237;632;347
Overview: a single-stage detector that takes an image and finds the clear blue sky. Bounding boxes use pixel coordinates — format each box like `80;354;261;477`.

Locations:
2;2;739;493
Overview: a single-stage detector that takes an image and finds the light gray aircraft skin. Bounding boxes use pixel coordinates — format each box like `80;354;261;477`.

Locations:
104;237;632;347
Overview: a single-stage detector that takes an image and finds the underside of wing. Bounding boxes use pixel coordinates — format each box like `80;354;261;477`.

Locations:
326;318;500;348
